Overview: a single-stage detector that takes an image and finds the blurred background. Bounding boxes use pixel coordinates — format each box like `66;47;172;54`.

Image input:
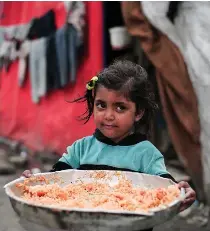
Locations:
0;1;210;230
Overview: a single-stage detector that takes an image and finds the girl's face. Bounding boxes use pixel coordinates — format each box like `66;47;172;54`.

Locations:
93;86;144;143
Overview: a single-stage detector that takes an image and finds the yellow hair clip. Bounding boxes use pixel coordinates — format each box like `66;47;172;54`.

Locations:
86;76;98;90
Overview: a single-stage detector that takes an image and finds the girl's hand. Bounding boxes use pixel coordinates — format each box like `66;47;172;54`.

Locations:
178;181;196;212
22;170;32;178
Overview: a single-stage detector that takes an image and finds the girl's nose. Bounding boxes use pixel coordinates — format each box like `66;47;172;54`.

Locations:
104;109;115;121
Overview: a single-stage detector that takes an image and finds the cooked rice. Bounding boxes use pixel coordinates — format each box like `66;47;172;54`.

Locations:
16;176;180;212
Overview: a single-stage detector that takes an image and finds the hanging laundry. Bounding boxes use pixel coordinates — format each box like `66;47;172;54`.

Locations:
66;1;86;43
9;41;18;61
0;39;29;84
0;41;11;70
0;27;4;47
66;24;80;84
15;23;32;41
18;40;30;86
4;22;32;41
57;24;84;87
55;26;68;88
55;23;83;87
0;40;18;72
66;2;86;84
28;9;56;39
46;33;61;92
3;26;16;40
141;1;210;205
66;1;86;82
0;21;31;73
55;1;85;88
0;22;30;76
29;38;47;103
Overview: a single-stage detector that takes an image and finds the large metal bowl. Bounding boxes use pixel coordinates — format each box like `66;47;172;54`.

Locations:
4;170;185;231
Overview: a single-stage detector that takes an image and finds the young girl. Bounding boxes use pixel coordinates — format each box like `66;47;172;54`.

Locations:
23;60;195;230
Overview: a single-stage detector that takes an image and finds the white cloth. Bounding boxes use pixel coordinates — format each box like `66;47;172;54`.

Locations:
0;40;18;62
64;1;85;42
29;38;47;103
0;41;12;58
142;1;210;203
0;27;5;47
18;40;31;86
4;22;31;41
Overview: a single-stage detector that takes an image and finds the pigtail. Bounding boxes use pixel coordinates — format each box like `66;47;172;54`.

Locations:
70;76;99;124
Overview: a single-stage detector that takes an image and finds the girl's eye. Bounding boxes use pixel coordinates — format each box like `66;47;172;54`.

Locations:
116;106;126;112
96;102;106;109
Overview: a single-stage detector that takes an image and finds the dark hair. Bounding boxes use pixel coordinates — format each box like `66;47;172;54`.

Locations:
73;60;158;135
167;1;181;23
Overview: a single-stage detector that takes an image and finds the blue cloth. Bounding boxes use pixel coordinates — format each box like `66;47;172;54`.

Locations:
55;26;68;87
67;24;79;84
55;24;81;87
59;135;169;176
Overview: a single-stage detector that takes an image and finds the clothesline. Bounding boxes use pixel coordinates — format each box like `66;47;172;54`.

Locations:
0;1;86;104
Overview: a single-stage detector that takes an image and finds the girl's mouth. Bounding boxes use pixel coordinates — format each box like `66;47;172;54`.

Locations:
102;124;117;129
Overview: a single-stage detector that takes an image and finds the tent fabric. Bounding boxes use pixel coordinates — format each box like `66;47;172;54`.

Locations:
0;2;103;154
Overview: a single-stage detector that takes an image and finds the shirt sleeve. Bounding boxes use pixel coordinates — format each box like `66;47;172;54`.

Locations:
144;148;169;176
58;141;80;169
50;161;73;172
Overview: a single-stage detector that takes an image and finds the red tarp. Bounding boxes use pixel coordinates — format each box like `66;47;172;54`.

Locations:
0;1;103;154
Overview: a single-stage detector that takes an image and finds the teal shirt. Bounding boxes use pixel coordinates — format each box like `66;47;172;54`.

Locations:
59;134;169;176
